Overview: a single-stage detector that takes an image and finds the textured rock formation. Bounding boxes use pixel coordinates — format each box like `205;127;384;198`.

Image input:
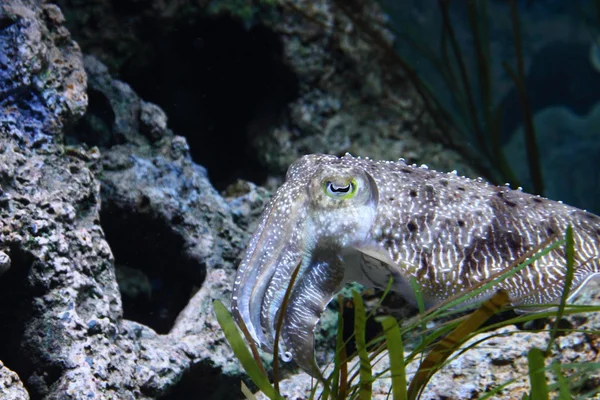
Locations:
0;1;260;398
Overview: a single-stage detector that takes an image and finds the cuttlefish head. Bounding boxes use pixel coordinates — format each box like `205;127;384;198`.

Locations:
231;154;379;377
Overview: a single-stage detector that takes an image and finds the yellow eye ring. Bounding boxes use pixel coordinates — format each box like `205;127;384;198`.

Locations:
323;178;357;199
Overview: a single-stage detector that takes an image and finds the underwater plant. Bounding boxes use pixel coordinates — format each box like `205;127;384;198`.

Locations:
327;0;543;194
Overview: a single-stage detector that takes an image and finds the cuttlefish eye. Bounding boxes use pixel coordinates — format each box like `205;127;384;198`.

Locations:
323;178;357;199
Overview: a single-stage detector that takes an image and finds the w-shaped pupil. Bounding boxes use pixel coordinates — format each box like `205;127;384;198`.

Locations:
328;182;351;193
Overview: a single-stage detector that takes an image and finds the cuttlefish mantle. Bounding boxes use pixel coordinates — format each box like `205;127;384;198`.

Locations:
231;153;600;377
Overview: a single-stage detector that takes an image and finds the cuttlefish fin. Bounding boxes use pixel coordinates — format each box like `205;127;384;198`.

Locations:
352;245;444;310
353;245;415;292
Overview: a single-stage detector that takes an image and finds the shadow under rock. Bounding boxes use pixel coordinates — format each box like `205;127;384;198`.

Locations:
0;246;42;396
119;16;299;190
100;201;202;335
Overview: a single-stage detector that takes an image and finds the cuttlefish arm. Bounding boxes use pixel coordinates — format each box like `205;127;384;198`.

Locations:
231;153;600;377
281;249;346;377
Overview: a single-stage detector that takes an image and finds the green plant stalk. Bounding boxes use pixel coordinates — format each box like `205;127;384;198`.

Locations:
241;381;258;400
407;290;509;400
405;317;463;365
483;304;600;334
551;362;571;400
213;300;282;400
328;294;348;399
438;0;488;157
546;226;575;356
352;290;373;400
507;0;544;195
273;261;304;391
527;348;549;399
379;317;408;400
337;279;399;394
466;0;493;156
409;276;427;327
478;378;519;399
548;361;600;397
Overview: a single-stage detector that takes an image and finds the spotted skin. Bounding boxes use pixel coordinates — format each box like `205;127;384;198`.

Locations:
231;153;600;376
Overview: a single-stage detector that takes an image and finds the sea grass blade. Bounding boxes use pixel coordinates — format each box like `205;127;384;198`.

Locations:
213;300;281;400
407;290;510;400
273;261;303;392
379;317;408;400
241;381;258;400
352;290;373;400
551;362;571;400
507;0;544;195
329;294;346;399
527;348;549;400
546;226;575;356
338;294;349;400
405;318;461;366
438;0;487;157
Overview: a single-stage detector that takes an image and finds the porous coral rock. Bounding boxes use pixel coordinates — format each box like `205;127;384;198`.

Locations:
0;360;29;400
0;1;258;399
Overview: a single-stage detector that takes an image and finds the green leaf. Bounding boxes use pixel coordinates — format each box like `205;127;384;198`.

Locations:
329;294;347;399
273;261;302;393
409;276;428;361
409;277;426;316
551;362;571;400
379;316;407;400
527;348;548;400
213;300;282;400
352;290;373;400
477;377;518;399
407;290;509;400
546;226;575;355
241;381;258;400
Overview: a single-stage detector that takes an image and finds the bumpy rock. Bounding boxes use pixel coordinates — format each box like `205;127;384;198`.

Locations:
0;1;259;399
250;0;480;178
0;361;29;400
0;0;87;145
223;180;272;233
82;55;265;392
0;249;10;276
85;53;247;267
52;0;479;183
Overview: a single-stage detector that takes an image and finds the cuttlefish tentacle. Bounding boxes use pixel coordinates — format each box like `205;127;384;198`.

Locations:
231;153;600;377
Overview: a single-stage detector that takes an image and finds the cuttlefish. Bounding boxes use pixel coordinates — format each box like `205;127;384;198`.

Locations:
231;154;600;377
